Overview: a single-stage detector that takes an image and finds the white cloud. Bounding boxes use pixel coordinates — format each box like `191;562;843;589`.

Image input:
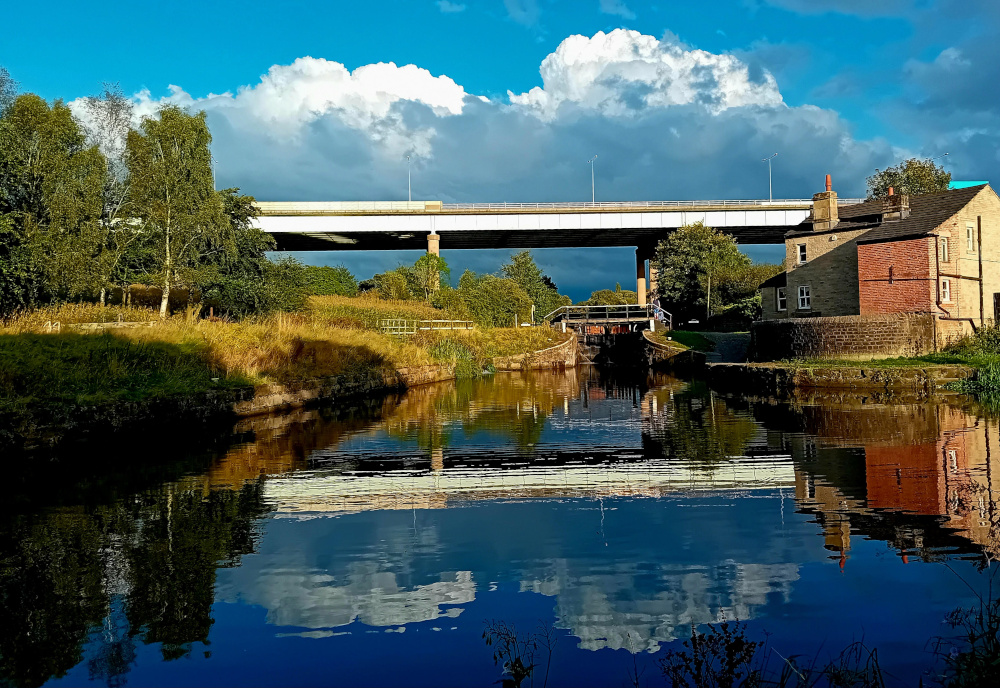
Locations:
599;0;636;20
73;29;893;206
436;0;466;12
758;0;917;16
508;30;784;119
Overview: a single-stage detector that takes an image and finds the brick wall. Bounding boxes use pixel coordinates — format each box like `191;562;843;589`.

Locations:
858;237;935;314
748;313;935;361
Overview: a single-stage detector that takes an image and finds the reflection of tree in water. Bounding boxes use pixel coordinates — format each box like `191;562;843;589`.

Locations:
644;381;759;465
0;480;270;687
382;372;581;455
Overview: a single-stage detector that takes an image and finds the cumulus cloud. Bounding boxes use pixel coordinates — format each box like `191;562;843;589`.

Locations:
599;0;636;20
504;0;540;26
73;28;892;206
437;0;466;12
508;30;784;119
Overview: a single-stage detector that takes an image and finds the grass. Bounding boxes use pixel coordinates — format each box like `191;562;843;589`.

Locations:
646;329;689;350
665;330;716;352
0;298;569;416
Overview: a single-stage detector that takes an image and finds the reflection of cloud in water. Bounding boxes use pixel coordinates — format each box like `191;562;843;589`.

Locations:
218;561;474;630
521;560;799;652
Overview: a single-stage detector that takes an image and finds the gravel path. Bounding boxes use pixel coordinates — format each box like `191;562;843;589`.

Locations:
697;332;751;363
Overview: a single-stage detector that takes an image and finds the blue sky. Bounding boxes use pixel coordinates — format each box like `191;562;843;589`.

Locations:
4;0;998;300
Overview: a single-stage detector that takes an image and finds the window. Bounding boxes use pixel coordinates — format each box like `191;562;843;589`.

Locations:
776;287;787;311
941;278;952;302
797;243;807;264
967;223;977;252
798;285;811;310
940;237;949;263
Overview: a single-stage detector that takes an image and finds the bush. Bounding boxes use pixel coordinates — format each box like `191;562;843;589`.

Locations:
453;272;533;327
374;269;413;300
580;284;637;306
303;265;358;297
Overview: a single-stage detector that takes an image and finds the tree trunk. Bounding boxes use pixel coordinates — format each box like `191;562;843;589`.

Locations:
706;271;712;321
159;276;171;318
100;288;106;307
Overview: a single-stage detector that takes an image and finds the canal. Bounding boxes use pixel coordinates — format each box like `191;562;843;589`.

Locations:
6;369;998;686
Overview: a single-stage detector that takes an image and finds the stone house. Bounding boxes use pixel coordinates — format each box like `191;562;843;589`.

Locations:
759;179;1000;343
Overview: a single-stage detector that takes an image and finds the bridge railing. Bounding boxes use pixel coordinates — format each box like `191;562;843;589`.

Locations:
442;199;865;211
544;304;654;322
378;319;475;335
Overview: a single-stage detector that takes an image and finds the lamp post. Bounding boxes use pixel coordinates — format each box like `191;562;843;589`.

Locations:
762;153;778;203
406;155;412;202
588;155;597;203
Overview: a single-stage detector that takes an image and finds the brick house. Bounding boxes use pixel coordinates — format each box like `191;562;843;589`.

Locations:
760;179;1000;340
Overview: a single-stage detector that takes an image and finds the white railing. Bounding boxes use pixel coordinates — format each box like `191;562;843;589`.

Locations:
378;319;475;335
259;198;867;215
544;304;655;322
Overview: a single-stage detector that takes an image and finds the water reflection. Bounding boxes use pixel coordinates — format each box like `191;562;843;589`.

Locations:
5;369;1000;686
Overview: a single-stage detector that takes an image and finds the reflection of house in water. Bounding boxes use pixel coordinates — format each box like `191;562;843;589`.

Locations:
753;396;1000;560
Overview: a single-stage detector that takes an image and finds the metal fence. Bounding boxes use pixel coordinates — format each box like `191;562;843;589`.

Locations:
377;319;475;335
442;199;866;211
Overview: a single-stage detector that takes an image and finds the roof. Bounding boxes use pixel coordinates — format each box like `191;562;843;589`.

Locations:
855;185;988;244
759;271;786;289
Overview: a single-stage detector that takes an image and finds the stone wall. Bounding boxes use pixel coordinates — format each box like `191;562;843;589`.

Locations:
493;334;578;371
749;313;935;362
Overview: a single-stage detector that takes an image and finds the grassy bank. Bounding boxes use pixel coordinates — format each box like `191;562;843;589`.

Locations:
0;299;568;420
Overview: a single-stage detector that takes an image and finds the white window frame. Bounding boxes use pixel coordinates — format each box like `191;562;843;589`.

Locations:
941;278;952;302
776;287;787;312
967;223;976;253
940;237;949;263
798;285;811;310
797;243;807;264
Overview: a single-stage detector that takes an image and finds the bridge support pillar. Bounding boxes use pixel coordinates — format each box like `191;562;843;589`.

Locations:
427;232;441;256
635;248;647;306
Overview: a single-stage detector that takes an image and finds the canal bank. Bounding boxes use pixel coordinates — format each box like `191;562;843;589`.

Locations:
706;360;974;396
1;331;579;451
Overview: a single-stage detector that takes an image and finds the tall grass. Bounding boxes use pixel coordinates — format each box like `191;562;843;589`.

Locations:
2;303;159;332
0;298;569;410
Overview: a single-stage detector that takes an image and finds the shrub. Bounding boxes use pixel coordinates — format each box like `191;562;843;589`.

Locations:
302;265;358;297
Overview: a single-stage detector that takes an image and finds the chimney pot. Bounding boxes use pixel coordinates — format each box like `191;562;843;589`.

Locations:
825;174;832;192
889;187;894;196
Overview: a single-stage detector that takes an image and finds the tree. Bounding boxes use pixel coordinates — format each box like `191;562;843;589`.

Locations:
80;83;141;304
453;269;533;327
500;250;567;321
0;94;107;306
652;222;750;323
0;66;16;114
412;253;450;300
581;283;637;306
866;157;951;200
198;188;307;317
125;106;229;317
303;265;358;296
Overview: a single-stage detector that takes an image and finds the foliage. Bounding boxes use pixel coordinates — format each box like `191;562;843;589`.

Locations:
866;157;951;200
707;294;763;331
653;223;758;323
373;267;415;300
0;94;108;305
453;270;534;327
932;568;1000;688
500;250;568;321
198;188;307;317
302;264;358;297
483;620;555;688
411;253;450;300
0;66;16;114
125;106;229;317
581;283;638;306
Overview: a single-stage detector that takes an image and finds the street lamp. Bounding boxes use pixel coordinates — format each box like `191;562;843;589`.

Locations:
762;153;778;203
588;155;598;203
405;155;412;202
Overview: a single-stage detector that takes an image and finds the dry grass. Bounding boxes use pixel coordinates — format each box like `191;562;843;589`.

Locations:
0;298;569;409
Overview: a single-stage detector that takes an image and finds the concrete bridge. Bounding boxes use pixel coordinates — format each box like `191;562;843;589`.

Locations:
254;198;863;305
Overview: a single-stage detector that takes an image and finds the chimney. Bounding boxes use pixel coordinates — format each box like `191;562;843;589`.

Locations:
882;188;910;221
812;174;839;232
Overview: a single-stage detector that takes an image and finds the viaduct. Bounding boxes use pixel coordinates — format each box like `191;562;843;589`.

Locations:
253;198;862;305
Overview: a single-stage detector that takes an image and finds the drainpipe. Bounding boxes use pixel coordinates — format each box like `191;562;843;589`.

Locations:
934;237;940;352
979;216;985;326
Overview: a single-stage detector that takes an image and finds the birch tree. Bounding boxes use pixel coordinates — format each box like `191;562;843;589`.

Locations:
125;106;228;317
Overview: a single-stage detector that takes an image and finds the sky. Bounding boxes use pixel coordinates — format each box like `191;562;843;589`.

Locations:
3;0;998;301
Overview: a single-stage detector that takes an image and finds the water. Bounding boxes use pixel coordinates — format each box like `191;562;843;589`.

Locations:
5;369;999;686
